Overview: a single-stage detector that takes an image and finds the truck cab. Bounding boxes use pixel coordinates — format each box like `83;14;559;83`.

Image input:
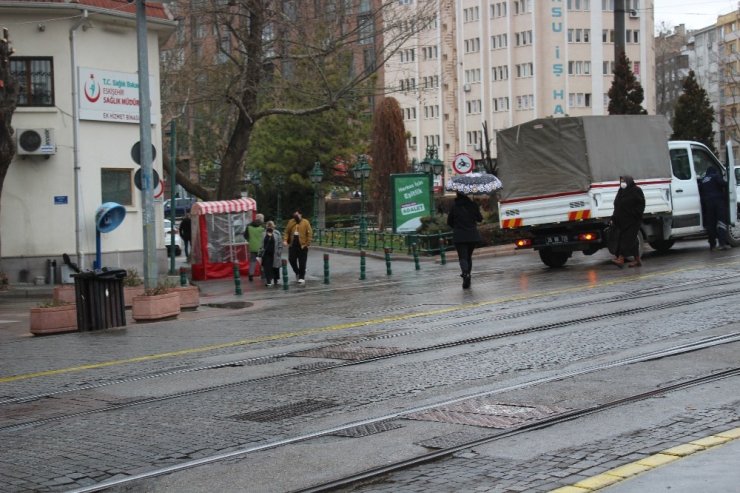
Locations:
665;141;737;245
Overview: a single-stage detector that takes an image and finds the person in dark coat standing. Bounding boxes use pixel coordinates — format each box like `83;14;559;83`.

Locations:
699;166;731;251
611;175;645;267
447;192;483;288
179;213;192;261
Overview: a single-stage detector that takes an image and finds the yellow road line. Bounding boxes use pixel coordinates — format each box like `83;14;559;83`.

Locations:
549;426;740;492
1;261;734;384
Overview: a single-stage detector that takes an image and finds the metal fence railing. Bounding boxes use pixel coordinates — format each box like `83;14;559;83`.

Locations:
314;229;454;256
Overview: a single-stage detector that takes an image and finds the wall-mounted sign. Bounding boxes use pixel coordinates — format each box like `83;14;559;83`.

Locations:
78;67;159;124
54;196;68;205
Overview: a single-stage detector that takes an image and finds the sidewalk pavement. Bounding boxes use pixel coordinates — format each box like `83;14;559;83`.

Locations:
0;244;520;342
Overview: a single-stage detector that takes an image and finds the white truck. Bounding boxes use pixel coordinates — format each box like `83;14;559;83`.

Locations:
496;115;738;267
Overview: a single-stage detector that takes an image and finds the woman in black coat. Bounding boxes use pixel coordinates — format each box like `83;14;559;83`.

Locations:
611;175;645;267
447;192;483;288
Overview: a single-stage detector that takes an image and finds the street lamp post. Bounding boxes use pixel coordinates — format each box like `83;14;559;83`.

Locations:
309;161;324;228
352;155;372;248
247;170;261;200
275;175;285;228
420;145;444;215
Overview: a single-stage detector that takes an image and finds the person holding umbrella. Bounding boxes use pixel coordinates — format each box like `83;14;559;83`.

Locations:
447;191;483;289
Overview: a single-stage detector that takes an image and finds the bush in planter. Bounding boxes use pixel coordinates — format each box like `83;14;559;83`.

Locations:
122;268;145;308
414;215;452;254
30;300;77;335
132;281;180;322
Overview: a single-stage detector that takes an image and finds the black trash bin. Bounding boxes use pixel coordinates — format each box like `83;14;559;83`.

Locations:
73;268;127;331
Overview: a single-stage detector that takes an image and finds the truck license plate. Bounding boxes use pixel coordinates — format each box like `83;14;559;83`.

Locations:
546;235;568;245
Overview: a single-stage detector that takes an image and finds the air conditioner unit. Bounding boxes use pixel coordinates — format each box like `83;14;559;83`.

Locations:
463;83;471;92
628;9;639;18
474;143;482;151
16;128;56;156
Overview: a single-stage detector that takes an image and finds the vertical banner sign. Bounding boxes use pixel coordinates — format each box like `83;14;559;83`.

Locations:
549;2;566;116
391;173;431;233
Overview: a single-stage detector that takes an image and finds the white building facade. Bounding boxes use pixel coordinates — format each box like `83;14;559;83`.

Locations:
387;0;655;174
1;1;174;283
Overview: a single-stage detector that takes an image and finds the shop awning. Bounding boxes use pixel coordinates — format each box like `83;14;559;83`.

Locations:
190;198;257;215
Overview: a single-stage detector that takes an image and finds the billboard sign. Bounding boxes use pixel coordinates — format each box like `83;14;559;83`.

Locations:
391;173;432;233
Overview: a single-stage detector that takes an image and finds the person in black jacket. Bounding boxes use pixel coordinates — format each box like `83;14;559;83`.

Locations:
447;192;483;288
611;175;645;267
699;166;731;251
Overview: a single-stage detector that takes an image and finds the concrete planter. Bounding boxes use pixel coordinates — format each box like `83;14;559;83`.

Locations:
124;286;146;308
173;285;200;310
131;291;180;322
30;304;77;335
53;285;76;304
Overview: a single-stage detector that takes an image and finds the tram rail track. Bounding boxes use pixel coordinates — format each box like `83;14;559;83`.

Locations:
65;332;740;493
1;288;738;432
3;272;738;408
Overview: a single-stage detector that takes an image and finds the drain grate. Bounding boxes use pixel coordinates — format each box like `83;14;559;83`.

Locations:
291;345;402;361
230;399;338;422
204;301;253;309
332;420;404;438
405;400;569;429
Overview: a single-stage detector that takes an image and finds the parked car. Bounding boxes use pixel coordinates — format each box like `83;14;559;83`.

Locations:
164;219;183;256
163;197;196;218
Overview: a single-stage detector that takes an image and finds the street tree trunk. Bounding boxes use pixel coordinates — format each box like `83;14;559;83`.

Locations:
0;28;18;266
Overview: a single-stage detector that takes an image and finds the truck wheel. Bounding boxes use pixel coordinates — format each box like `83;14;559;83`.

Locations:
648;239;674;253
539;249;570;268
728;218;740;247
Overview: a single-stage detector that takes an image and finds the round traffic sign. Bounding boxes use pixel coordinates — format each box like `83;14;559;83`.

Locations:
130;141;157;165
134;168;161;191
452;153;474;174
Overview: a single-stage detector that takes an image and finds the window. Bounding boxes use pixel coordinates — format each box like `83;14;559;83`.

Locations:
101;169;133;206
9;57;54;107
464;6;480;22
358;14;373;45
464;37;481;53
466;99;482;114
568;92;592;107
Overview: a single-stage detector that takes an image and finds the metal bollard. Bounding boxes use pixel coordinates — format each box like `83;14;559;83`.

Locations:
412;243;420;270
360;250;366;280
384;247;392;276
281;259;289;290
233;263;242;296
179;267;188;286
324;253;330;284
439;238;447;265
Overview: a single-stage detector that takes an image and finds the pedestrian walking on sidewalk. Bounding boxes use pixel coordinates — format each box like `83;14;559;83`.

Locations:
447;192;483;289
245;213;265;281
699;166;731;251
259;221;283;287
284;210;313;284
610;175;645;268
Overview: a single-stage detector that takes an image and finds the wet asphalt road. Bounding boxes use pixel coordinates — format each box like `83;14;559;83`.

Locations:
1;241;739;492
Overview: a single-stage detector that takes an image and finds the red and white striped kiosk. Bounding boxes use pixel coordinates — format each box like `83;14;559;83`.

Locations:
189;198;258;280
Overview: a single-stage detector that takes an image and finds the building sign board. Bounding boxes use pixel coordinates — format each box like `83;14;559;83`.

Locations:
78;67;159;124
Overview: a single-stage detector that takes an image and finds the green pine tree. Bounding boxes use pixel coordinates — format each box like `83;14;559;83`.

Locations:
671;70;717;155
608;51;647;115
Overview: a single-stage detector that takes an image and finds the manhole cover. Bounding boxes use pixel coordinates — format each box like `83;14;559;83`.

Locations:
291;345;402;361
230;399;337;422
292;361;337;371
405;400;569;429
416;430;491;449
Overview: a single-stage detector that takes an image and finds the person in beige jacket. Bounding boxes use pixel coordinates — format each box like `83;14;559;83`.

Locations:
283;209;313;284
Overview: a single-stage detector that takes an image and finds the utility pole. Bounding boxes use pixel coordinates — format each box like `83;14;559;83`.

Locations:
135;0;158;288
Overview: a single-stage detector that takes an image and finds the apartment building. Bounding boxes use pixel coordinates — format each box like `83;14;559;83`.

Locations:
718;10;740;157
387;0;654;173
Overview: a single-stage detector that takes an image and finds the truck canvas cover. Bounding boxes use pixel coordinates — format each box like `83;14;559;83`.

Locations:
496;115;672;201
